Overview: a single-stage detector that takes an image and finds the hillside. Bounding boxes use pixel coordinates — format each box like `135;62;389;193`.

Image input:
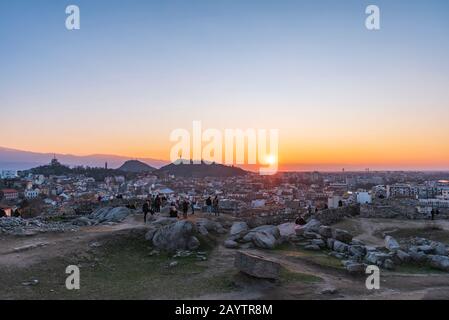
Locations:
118;160;155;173
156;161;247;178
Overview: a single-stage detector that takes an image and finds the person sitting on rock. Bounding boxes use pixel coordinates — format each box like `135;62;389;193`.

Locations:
295;215;307;225
169;202;178;218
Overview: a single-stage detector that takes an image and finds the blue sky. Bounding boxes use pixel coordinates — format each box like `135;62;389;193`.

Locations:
1;0;449;169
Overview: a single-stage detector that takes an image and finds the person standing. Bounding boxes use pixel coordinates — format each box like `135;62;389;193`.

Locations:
182;199;189;219
142;200;150;223
190;197;196;215
213;196;219;216
206;196;212;214
154;195;161;213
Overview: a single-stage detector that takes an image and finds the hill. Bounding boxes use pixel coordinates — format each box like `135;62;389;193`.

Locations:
118;160;155;173
156;161;247;178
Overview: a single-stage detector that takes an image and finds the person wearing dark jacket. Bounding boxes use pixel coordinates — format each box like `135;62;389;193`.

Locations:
142;200;150;223
206;196;212;213
182;199;189;219
213;196;219;216
154;195;161;213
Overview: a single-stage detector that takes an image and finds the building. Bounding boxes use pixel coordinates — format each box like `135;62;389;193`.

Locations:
1;189;19;201
387;184;416;199
328;195;343;209
0;205;14;217
441;188;449;200
1;170;17;179
24;189;40;199
356;191;372;204
251;199;266;208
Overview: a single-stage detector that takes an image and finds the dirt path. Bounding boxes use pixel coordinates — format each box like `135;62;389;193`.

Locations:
0;215;147;269
334;218;449;246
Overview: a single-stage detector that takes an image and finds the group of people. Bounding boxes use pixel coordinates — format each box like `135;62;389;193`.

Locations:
205;196;220;216
142;194;220;223
142;195;163;223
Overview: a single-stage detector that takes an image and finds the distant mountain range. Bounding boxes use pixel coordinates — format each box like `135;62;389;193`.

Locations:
0;146;167;171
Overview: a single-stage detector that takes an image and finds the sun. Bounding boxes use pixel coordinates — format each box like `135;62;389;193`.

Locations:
265;154;277;165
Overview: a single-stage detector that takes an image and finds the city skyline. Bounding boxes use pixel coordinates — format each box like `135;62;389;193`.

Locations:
1;0;449;171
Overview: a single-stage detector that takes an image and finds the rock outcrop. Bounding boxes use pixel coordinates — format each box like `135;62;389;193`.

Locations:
234;251;281;279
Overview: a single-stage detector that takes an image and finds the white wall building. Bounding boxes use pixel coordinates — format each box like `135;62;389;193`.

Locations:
1;170;17;179
356;192;372;204
24;189;40;199
328;195;343;209
251;199;266;208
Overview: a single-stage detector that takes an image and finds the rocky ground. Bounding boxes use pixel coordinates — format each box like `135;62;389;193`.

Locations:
1;210;449;300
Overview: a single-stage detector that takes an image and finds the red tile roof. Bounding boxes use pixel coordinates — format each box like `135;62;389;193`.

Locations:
1;189;18;194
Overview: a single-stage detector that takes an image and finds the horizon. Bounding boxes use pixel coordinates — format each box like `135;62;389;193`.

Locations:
1;0;449;172
1;145;449;173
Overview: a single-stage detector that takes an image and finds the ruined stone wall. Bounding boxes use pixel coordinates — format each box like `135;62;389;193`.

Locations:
359;199;421;219
313;205;360;225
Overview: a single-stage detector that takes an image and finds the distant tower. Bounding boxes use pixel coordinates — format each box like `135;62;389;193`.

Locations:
105;162;108;170
50;154;60;166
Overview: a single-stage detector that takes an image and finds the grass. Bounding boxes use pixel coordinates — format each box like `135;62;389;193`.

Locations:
275;243;344;270
279;268;322;284
332;219;363;237
377;226;449;244
0;232;237;300
394;264;447;275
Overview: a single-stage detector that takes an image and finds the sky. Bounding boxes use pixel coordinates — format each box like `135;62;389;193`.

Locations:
1;0;449;171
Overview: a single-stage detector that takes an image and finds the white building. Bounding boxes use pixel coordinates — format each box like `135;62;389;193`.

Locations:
387;184;417;199
24;189;40;199
1;170;17;179
356;191;372;204
328;195;343;209
441;189;449;200
251;199;266;208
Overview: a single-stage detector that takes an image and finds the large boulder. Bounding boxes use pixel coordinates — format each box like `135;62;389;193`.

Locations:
295;219;321;236
385;236;400;251
332;229;353;244
304;244;321;251
230;222;248;238
430;242;448;256
345;262;366;274
234;251;281;279
311;239;326;248
243;225;280;244
90;207;131;223
417;245;434;254
249;225;280;238
151;220;200;252
333;240;349;253
253;231;277;249
278;223;296;238
428;255;449;271
365;252;391;266
318;226;333;239
224;239;239;249
196;218;225;234
349;245;366;259
396;250;411;263
151;217;178;226
409;250;428;263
